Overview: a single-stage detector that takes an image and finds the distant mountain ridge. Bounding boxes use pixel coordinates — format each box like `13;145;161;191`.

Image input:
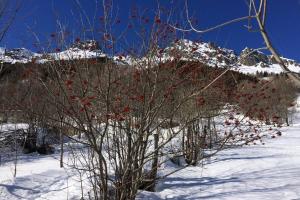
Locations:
1;39;299;75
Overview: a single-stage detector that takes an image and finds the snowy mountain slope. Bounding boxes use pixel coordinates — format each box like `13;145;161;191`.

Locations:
149;40;300;75
113;39;300;75
0;48;41;64
48;40;106;61
236;62;300;75
160;39;238;67
49;47;106;61
1;39;300;75
0;40;106;64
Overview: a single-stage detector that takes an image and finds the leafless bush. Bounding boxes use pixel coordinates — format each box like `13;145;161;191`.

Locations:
0;1;293;199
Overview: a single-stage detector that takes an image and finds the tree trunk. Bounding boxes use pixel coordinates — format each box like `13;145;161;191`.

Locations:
60;130;64;168
60;117;64;168
147;128;160;191
23;123;37;154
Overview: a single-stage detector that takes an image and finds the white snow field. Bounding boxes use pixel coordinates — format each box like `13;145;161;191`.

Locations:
138;100;300;200
138;125;300;200
1;105;300;199
0;151;85;200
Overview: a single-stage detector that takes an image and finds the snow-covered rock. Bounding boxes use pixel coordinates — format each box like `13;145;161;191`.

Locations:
0;40;106;64
1;39;299;75
164;39;238;67
48;40;106;61
0;48;41;64
239;47;269;66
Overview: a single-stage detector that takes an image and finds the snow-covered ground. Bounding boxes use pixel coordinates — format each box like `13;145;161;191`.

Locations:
138;125;300;200
1;106;300;199
0;151;84;199
138;101;300;200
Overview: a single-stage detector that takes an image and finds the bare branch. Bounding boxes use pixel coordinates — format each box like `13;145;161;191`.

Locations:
171;0;257;34
251;0;300;86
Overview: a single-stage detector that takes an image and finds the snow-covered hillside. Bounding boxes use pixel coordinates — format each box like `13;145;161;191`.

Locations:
0;40;106;64
0;48;41;64
48;40;106;61
1;39;300;75
1;98;300;199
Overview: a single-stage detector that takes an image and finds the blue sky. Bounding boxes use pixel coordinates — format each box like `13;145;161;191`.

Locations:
2;0;300;61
